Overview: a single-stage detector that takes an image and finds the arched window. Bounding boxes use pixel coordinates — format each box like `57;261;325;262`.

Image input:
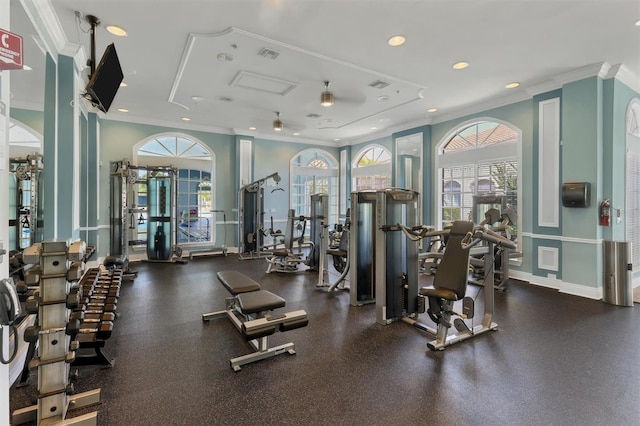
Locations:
626;99;640;287
437;120;520;242
291;149;339;225
135;134;216;246
352;145;392;191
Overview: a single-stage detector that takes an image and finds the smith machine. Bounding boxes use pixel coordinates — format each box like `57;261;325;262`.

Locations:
110;161;178;266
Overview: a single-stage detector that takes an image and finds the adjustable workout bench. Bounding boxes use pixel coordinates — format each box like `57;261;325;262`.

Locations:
202;270;309;371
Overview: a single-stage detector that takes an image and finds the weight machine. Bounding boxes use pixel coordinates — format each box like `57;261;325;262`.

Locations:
238;172;282;260
264;208;318;274
110;161;178;264
372;189;516;350
9;154;43;251
470;195;518;290
400;221;517;350
318;209;351;291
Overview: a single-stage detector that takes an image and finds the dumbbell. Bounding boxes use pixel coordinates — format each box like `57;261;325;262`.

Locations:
84;287;120;298
24;288;82;313
25;319;114;342
79;297;118;314
69;311;115;323
82;286;120;297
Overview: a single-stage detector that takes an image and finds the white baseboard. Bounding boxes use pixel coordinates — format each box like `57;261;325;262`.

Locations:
509;270;602;300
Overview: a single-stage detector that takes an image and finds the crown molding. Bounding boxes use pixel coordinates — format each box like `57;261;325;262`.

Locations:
606;63;640;94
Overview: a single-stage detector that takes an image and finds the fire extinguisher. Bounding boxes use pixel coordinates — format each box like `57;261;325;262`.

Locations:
599;199;611;226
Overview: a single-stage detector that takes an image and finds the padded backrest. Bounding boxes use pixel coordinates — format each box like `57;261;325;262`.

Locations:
432;220;474;300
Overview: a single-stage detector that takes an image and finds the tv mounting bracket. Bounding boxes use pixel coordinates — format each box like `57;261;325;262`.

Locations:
85;14;101;78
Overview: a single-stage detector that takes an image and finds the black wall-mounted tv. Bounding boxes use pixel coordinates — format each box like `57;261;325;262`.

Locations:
85;43;123;113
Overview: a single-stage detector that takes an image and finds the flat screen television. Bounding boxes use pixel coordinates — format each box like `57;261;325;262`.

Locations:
85;43;123;113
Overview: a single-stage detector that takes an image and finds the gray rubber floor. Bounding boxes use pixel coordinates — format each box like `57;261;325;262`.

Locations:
10;255;640;425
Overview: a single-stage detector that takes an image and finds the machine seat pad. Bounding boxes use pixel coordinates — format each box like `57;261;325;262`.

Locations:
217;271;261;295
326;249;347;257
103;256;125;268
272;249;290;257
419;286;460;301
237;290;286;314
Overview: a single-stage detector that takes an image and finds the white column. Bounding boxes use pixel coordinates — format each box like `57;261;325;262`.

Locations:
0;0;12;421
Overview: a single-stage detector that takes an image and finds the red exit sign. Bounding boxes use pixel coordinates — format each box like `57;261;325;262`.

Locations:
0;28;24;70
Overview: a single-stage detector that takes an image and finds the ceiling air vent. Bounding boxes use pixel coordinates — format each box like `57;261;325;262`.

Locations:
369;80;390;89
306;113;321;119
258;48;280;60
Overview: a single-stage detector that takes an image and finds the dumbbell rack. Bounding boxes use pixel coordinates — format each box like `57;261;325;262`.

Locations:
13;240;101;425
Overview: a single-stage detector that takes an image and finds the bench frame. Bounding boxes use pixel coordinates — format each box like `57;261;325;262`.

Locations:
202;276;306;371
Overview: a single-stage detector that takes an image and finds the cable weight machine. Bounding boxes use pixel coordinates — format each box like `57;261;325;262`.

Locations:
238;172;282;260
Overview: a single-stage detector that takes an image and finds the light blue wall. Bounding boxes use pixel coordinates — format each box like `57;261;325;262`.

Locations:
42;53;56;240
55;55;77;240
603;78;638;242
560;77;602;289
10;108;44;136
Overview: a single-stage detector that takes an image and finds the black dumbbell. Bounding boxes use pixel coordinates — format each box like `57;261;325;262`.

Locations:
66;287;81;309
25;296;39;314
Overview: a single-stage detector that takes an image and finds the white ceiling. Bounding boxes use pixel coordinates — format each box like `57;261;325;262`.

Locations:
8;0;640;145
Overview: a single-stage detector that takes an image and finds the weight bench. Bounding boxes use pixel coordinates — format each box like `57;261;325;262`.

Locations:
202;270;309;371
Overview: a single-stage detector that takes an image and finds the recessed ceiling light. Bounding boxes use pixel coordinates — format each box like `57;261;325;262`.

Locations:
635;19;640;26
181;117;191;121
249;126;257;130
387;35;406;47
377;95;389;102
452;61;470;70
379;118;390;123
117;108;128;113
192;95;205;101
505;82;520;89
120;82;128;87
22;64;32;71
427;108;438;113
333;138;341;141
106;25;127;37
370;127;378;130
324;119;333;123
293;132;300;136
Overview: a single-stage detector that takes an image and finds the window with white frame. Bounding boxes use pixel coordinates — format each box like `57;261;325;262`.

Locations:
136;135;215;245
291;149;339;226
437;120;520;241
352;145;392;191
626;99;640;282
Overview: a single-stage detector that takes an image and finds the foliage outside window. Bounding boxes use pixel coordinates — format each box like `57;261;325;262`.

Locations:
439;122;519;240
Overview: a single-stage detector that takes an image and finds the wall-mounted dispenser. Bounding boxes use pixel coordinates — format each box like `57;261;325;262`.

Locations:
561;182;590;208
